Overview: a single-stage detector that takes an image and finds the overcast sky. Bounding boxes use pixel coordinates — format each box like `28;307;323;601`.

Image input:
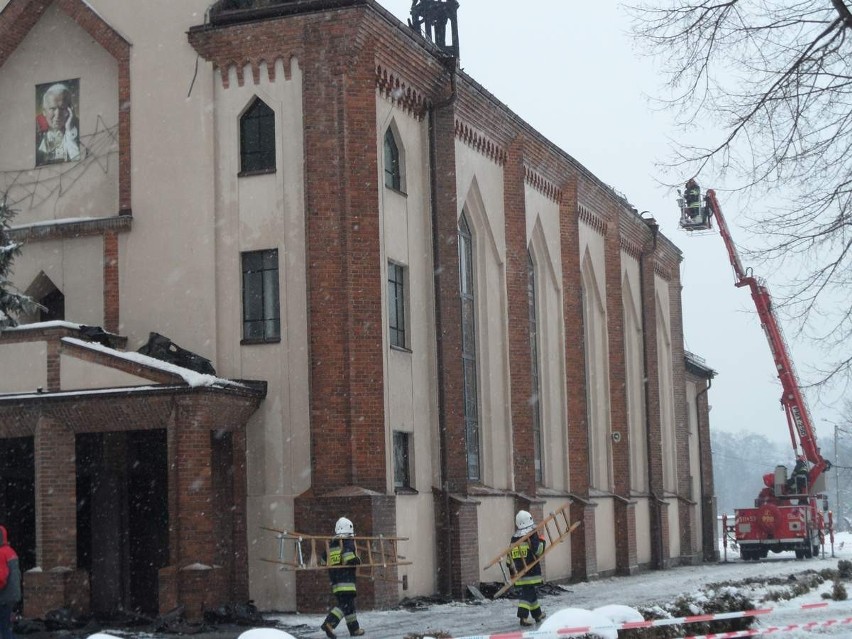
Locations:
379;0;846;454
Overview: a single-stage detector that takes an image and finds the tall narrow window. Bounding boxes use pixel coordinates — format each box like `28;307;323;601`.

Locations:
393;431;412;490
239;98;276;174
388;261;407;349
384;127;401;190
241;249;280;342
528;252;544;484
458;213;481;481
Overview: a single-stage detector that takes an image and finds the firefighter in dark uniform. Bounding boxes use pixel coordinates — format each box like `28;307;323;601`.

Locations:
320;517;365;638
684;178;702;221
506;510;546;626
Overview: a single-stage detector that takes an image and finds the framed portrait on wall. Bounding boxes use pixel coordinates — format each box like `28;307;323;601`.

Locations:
35;78;81;166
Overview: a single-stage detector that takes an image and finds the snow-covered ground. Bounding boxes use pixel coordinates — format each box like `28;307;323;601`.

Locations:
264;532;852;639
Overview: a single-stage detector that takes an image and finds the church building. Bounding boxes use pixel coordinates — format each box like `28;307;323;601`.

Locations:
0;0;718;619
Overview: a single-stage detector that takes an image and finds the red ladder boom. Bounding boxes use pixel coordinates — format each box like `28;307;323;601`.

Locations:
694;188;829;490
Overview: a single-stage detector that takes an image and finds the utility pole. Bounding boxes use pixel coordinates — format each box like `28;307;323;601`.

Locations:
836;425;842;528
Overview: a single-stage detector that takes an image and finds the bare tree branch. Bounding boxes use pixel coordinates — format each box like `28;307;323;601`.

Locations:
628;0;852;390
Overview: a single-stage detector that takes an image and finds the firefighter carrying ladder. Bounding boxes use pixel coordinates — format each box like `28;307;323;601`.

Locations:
483;503;580;598
260;527;411;581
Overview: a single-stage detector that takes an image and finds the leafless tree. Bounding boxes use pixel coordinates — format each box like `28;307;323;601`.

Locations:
628;1;852;388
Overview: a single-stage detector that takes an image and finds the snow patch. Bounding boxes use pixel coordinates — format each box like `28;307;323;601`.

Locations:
539;607;618;639
238;630;298;639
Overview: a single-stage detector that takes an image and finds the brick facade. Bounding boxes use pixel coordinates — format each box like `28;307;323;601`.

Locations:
0;326;264;620
0;0;720;620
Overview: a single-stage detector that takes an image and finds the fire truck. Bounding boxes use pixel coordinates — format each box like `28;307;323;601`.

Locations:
678;183;831;560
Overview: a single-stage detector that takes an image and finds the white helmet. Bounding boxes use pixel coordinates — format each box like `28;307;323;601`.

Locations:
335;517;354;537
515;510;535;534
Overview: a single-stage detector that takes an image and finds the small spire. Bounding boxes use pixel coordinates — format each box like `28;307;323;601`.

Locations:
409;0;460;59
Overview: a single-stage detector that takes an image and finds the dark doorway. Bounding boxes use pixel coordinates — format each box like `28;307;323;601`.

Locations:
76;430;168;616
0;437;35;571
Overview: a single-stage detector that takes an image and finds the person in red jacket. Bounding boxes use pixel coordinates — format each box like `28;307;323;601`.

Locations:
0;525;21;639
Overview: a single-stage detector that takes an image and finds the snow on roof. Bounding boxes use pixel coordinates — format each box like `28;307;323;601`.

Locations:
3;320;83;332
10;216;109;229
62;337;241;389
2;385;164;400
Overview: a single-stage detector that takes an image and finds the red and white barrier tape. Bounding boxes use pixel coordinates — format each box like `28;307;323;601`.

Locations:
449;601;838;639
676;615;852;639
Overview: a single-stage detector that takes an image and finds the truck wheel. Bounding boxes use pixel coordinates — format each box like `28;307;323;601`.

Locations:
795;549;804;559
813;544;820;557
804;544;813;559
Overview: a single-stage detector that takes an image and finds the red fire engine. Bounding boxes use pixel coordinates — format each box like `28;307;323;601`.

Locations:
678;182;831;560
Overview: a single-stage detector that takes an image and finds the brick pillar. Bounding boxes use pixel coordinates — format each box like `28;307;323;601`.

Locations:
103;231;120;333
431;101;465;497
427;80;477;596
433;493;479;600
117;52;132;215
614;498;638;575
697;383;719;561
294;492;397;612
603;200;638;575
158;401;226;619
669;267;695;562
503;136;536;495
640;248;667;569
231;430;250;599
303;27;386;495
46;338;60;391
25;417;89;618
559;176;590;580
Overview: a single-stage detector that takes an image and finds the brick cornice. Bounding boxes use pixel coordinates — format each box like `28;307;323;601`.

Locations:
454;119;506;165
524;166;562;203
376;64;430;120
189;7;376;89
578;203;608;236
654;260;673;281
620;237;644;261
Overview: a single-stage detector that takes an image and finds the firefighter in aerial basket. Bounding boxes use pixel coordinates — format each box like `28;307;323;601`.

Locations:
684;178;702;221
506;510;546;626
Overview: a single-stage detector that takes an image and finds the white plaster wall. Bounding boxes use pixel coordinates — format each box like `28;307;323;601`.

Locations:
12;236;104;326
541;497;573;582
526;188;569;491
593;497;616;574
210;56;308;612
0;341;46;392
655;275;677;492
395;494;437;597
0;4;119;221
456;143;512;489
60;353;150;389
0;0;215;353
622;254;647;492
524;186;562;277
686;379;703;551
668;498;681;559
92;0;219;358
634;497;652;565
579;221;612;492
476;496;515;582
377;97;440;597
